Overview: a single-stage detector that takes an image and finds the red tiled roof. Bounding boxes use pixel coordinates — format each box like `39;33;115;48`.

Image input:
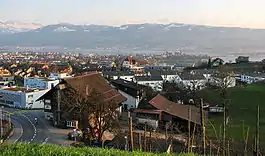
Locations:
149;94;204;124
64;72;126;106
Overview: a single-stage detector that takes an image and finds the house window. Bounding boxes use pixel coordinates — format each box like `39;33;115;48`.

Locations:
66;121;77;128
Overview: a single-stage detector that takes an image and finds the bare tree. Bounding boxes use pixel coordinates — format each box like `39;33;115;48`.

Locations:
210;66;235;155
56;84;121;145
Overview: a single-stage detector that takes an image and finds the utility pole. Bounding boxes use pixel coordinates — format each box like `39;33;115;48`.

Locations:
188;105;191;153
57;89;61;125
144;123;147;151
8;113;11;129
129;113;134;151
0;106;2;139
200;99;206;156
149;129;152;152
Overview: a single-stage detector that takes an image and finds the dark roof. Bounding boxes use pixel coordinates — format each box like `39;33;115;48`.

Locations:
178;71;206;80
149;94;204;124
135;75;163;82
111;79;145;91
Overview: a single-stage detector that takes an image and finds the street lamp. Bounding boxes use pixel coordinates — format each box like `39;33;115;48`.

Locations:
0;106;4;139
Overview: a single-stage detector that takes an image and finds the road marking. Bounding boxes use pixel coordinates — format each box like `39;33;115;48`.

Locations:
42;138;49;144
21;114;37;143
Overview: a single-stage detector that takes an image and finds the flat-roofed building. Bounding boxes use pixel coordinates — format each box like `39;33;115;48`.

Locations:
0;87;48;108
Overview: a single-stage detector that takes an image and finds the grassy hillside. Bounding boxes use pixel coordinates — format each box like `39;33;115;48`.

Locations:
0;143;196;156
199;83;265;144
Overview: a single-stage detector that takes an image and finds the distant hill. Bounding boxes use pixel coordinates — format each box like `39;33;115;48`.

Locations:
1;22;265;56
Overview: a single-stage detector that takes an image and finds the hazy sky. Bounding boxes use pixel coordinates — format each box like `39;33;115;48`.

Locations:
1;0;265;28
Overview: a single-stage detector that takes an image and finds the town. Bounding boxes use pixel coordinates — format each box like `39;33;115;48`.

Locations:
0;50;264;155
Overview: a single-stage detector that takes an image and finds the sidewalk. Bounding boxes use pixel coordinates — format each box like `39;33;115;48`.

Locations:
7;120;23;144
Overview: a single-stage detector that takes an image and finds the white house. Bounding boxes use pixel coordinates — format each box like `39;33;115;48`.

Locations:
111;79;145;110
178;72;207;90
236;73;265;84
133;75;163;92
24;77;60;89
209;75;236;88
148;70;181;82
103;71;135;82
0;87;48;108
50;73;72;79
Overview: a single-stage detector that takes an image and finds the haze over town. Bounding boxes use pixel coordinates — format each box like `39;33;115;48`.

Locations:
1;0;265;28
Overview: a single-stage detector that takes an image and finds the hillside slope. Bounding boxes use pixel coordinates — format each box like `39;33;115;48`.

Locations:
199;83;265;144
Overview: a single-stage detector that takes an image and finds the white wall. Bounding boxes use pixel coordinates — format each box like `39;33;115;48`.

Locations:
50;73;72;79
122;61;131;68
209;76;236;88
240;75;265;84
137;80;163;92
118;90;139;109
0;89;47;108
182;79;207;90
25;90;49;108
161;74;181;82
112;75;134;82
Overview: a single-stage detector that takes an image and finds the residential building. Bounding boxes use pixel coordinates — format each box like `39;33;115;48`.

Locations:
102;71;135;81
178;71;207;90
0;68;11;77
24;77;60;89
209;75;236;88
111;79;146;110
133;75;163;92
0;76;15;88
37;72;126;128
236;73;265;84
134;94;205;130
49;72;72;79
147;70;180;82
0;87;47;108
235;56;249;63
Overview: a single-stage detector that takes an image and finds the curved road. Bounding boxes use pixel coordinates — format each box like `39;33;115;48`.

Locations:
4;108;49;144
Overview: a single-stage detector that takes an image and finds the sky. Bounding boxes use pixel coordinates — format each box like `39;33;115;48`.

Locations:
1;0;265;28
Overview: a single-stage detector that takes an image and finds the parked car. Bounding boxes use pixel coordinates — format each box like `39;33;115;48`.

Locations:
67;129;83;141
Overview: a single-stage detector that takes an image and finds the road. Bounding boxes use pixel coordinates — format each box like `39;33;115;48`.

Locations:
4;108;74;145
4;108;49;144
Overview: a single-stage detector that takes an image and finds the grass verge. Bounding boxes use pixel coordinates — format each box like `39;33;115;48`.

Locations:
0;143;197;156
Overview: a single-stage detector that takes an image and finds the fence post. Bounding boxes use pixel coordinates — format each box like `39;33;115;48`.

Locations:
200;98;206;156
256;105;260;156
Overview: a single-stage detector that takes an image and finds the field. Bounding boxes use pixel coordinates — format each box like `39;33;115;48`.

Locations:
0;143;197;156
198;83;265;145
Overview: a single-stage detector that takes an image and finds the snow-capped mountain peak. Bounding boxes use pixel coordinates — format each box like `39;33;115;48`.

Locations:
0;21;42;34
53;26;76;32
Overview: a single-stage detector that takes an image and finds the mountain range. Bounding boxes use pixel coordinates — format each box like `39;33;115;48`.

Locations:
1;21;265;57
